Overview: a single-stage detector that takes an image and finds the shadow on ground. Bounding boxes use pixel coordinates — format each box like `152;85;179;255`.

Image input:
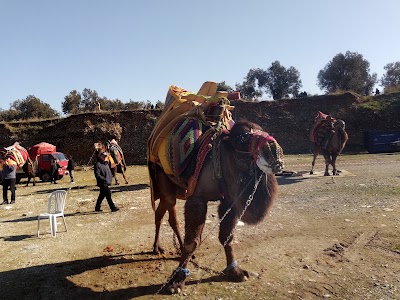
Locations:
0;253;229;300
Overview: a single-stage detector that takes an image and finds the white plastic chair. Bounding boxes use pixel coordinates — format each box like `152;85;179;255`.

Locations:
37;190;68;237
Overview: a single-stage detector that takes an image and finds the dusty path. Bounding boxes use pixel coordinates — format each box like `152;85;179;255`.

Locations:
0;153;399;299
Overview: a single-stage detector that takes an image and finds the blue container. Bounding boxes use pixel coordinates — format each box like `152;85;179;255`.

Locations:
363;130;400;153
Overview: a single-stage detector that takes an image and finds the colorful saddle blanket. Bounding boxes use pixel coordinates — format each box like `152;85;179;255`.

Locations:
3;143;28;168
168;117;210;180
309;111;335;147
107;142;126;170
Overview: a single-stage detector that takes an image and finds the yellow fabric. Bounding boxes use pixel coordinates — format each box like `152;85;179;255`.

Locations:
5;158;17;166
148;81;234;175
107;154;115;166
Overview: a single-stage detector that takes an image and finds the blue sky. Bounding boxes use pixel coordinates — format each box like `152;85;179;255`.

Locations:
1;0;399;113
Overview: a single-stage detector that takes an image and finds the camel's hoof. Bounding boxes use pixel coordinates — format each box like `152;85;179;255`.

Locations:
225;267;249;282
309;171;314;175
152;246;165;255
168;283;183;294
166;269;188;294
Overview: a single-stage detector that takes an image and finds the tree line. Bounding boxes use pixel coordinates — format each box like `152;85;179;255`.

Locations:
1;51;400;121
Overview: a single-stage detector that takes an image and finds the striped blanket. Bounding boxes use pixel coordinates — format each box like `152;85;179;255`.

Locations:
107;142;127;173
168;117;209;180
309;112;335;147
2;143;29;168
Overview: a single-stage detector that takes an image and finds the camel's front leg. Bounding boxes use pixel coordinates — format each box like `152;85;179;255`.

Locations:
218;202;249;282
331;153;339;175
167;196;207;294
323;153;332;176
153;198;168;254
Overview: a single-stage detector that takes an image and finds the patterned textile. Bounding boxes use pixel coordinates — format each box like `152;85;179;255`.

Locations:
107;142;126;173
309;112;335;147
3;143;28;168
168;117;209;178
186;129;215;196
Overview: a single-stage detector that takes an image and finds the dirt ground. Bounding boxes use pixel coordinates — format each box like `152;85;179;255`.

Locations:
0;153;399;300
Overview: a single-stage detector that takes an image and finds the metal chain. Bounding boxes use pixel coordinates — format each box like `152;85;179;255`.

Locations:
155;172;265;296
185;172;265;299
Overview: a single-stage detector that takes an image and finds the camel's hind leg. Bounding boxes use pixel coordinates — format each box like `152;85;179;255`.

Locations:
120;164;129;184
153;171;183;255
322;152;332;176
111;167;119;185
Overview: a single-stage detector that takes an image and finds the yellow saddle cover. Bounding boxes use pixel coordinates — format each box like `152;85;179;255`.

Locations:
148;81;233;175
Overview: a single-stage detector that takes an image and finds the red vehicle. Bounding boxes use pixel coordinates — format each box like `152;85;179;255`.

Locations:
16;142;69;182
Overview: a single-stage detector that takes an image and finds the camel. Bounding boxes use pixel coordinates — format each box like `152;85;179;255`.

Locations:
309;112;349;176
148;119;284;294
94;140;128;185
0;143;36;186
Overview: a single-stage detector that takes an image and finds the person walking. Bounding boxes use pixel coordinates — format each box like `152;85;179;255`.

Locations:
94;152;119;212
50;158;61;184
1;157;17;205
67;155;75;183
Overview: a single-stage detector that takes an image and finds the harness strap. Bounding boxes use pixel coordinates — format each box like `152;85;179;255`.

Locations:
186;128;215;197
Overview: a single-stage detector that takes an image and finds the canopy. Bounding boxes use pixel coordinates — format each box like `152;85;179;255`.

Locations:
28;142;56;159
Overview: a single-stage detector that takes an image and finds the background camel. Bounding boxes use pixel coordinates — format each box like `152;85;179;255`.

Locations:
310;113;349;176
0;143;36;186
148;119;284;294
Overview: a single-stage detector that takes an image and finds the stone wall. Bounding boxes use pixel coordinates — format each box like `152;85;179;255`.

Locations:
1;92;399;165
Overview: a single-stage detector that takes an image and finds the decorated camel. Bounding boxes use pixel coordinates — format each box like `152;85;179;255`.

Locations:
0;142;36;186
94;139;128;185
147;82;284;294
309;111;349;176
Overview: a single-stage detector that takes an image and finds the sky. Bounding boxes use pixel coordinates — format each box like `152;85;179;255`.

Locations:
1;0;399;113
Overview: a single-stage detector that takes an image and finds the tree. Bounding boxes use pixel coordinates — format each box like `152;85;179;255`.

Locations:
124;100;145;110
62;90;81;115
235;68;266;100
263;61;302;99
104;98;124;111
317;51;377;95
0;108;20;122
380;61;400;91
8;95;59;120
236;62;302;100
155;100;164;110
81;88;99;112
217;81;234;93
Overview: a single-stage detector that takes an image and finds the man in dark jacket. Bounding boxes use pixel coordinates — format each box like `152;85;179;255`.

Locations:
94;152;119;212
50;158;61;184
1;158;17;205
67;155;75;183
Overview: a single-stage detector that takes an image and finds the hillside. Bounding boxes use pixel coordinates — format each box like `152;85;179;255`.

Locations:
1;92;399;165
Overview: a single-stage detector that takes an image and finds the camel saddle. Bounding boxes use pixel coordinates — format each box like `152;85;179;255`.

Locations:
309;111;336;148
107;140;127;173
148;81;235;204
2;143;29;168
